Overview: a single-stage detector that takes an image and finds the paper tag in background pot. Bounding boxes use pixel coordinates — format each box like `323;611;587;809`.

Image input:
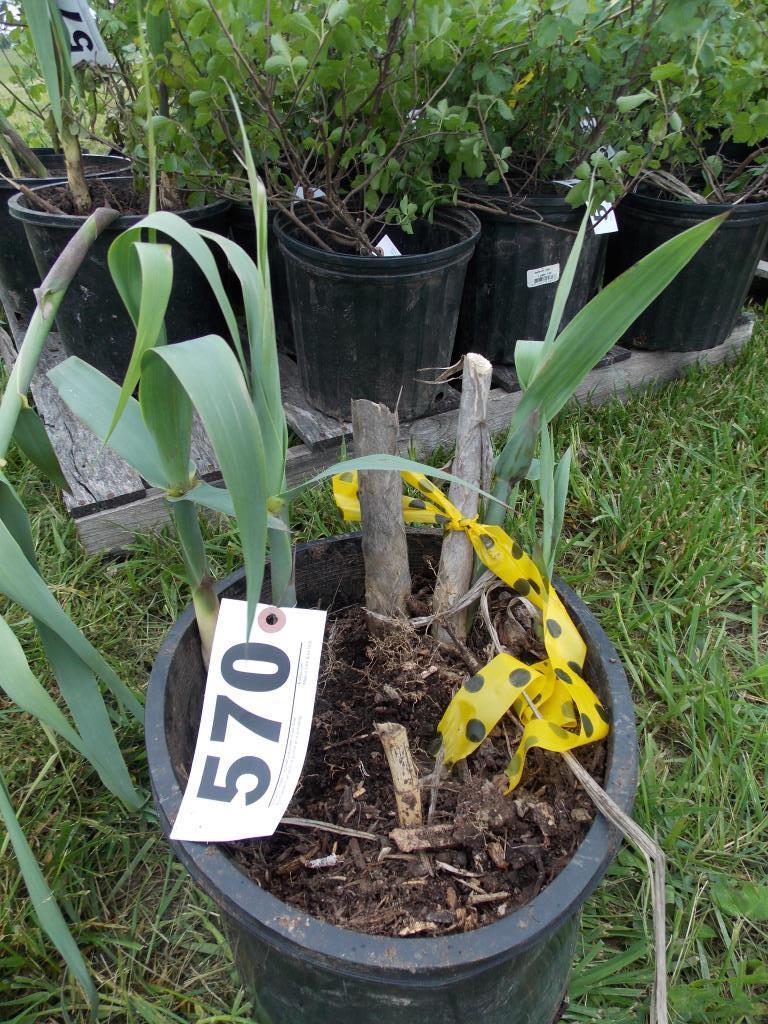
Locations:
553;180;618;235
171;600;327;843
373;233;402;257
294;184;326;201
527;263;560;289
56;1;114;66
591;200;618;235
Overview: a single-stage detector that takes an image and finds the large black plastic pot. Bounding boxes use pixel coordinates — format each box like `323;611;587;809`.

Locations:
9;179;230;381
454;190;606;365
229;201;294;355
274;208;480;421
0;151;129;332
146;531;638;1024
606;189;768;351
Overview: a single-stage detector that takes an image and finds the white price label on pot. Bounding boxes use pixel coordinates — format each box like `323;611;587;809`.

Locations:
56;1;114;66
527;263;560;289
171;600;327;843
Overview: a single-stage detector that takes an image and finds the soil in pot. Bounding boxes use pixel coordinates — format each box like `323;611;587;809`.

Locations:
275;206;480;421
606;186;768;351
0;151;129;333
9;178;231;381
453;181;606;365
228;585;606;938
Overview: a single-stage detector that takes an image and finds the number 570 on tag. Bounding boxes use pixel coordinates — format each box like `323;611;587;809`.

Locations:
171;600;327;843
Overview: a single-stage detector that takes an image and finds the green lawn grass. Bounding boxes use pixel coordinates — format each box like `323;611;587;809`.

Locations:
1;310;767;1022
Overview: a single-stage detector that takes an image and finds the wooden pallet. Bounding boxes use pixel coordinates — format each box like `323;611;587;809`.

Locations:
0;312;754;555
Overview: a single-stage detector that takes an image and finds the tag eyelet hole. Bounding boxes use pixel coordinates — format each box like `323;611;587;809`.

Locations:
258;607;286;633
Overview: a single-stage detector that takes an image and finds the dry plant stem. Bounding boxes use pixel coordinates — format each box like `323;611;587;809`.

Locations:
375;722;423;827
413;570;497;630
59;112;91;215
0;207;120;460
521;693;668;1024
0;171;62;215
351;399;412;632
432;353;493;642
475;591;667;1021
427;746;446;825
390;823;455;853
0;112;47;177
281;817;379;842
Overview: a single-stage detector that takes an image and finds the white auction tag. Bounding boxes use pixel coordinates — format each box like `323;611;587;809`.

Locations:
373;233;402;257
591;200;619;235
527;263;560;288
171;600;327;843
56;0;114;66
553;180;618;235
294;184;326;200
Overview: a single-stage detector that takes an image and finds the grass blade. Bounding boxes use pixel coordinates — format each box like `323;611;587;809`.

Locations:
0;768;98;1014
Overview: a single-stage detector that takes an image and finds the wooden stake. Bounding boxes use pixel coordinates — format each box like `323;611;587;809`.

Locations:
375;722;423;827
351;399;411;631
432;353;492;640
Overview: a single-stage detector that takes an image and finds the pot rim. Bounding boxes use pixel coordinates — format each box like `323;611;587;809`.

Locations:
146;531;638;980
273;206;481;270
625;186;768;221
0;153;130;192
8;178;230;229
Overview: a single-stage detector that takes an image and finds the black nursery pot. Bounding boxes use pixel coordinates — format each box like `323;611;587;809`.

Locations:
229;201;294;355
274;208;480;421
0;151;129;332
454;189;606;365
8;179;230;381
146;531;638;1024
606;189;768;351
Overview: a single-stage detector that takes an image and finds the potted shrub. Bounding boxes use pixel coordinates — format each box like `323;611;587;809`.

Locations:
437;0;658;365
0;8;128;335
606;0;768;351
191;0;481;420
7;0;230;381
50;119;723;1016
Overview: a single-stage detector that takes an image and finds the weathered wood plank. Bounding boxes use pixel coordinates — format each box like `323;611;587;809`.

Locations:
279;351;461;450
190;412;219;479
66;311;753;553
0;292;28;349
756;260;768;281
27;334;146;516
75;440;350;554
0;323;17;367
279;351;353;450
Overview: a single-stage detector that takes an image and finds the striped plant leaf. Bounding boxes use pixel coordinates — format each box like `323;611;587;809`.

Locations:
12;406;70;492
142;336;269;630
47;358;170;489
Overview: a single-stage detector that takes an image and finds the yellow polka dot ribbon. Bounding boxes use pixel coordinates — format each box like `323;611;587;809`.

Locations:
332;469;609;791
